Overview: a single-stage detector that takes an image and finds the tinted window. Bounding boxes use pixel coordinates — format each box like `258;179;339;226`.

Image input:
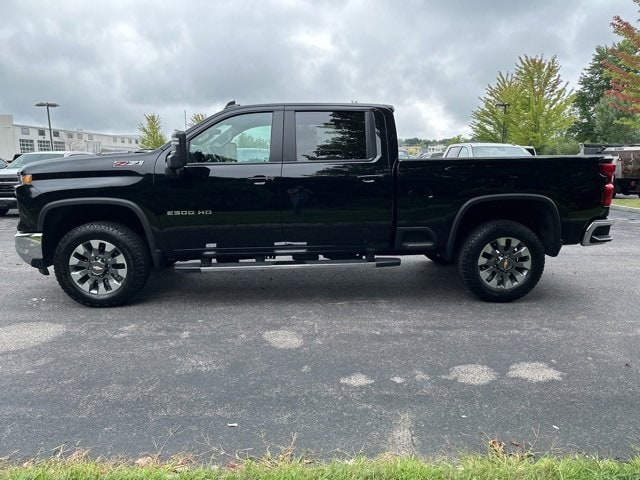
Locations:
189;112;273;163
295;111;369;161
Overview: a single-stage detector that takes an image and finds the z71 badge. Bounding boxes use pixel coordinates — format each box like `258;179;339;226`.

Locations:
113;160;145;167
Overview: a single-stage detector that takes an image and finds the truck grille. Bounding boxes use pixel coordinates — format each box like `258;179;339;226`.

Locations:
0;179;19;193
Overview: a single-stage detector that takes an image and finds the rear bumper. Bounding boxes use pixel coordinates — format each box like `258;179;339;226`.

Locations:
15;232;44;267
581;219;614;246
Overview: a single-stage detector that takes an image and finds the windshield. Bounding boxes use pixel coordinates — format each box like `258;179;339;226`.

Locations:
471;146;532;157
0;159;7;169
9;152;67;168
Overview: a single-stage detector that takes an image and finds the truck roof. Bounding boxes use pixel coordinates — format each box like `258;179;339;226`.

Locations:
222;102;395;112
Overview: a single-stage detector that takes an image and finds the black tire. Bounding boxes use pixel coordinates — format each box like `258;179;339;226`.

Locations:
425;252;453;265
457;220;545;303
53;222;151;307
0;208;8;216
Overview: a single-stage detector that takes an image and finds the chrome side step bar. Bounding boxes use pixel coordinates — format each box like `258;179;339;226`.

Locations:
174;257;401;273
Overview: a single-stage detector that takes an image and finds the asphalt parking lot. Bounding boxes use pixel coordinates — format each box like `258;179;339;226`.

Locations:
0;209;638;461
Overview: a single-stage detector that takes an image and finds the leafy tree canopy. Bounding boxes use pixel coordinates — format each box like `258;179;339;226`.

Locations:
187;112;207;128
604;1;640;124
470;55;575;151
138;114;167;149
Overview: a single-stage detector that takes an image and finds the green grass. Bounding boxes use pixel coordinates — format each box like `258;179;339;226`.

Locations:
2;452;640;480
613;198;640;208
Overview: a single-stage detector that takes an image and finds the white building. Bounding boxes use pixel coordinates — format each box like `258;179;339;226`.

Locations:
0;115;140;160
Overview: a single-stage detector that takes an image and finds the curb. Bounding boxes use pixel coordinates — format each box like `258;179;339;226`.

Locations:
611;204;640;213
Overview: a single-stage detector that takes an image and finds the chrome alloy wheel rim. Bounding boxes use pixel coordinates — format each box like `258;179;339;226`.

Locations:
68;240;128;296
477;237;532;290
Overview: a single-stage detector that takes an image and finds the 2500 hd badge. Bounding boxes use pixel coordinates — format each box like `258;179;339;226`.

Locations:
166;210;213;216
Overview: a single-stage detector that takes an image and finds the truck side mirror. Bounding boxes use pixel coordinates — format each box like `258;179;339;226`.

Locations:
166;131;187;176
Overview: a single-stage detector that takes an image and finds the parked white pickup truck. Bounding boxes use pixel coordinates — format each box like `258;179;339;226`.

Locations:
443;142;533;158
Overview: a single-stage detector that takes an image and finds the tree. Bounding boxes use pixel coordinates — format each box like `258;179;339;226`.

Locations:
470;72;520;143
604;2;640;122
571;45;619;142
571;37;638;143
471;55;575;151
594;97;640;142
187;112;207;128
138;114;167;149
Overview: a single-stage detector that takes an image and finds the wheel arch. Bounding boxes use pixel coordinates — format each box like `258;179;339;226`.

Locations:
38;198;162;268
445;194;561;261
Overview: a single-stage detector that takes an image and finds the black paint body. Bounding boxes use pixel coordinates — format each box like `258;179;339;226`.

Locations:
15;103;611;268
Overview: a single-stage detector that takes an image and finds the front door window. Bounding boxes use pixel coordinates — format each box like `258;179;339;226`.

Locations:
189;112;273;164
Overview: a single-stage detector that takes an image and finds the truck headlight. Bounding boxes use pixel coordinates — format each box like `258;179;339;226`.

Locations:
20;174;33;185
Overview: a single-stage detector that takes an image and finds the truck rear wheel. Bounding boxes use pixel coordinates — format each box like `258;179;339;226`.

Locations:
457;220;544;302
53;222;150;307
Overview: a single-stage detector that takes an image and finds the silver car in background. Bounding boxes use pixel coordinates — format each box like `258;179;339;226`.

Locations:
0;151;94;216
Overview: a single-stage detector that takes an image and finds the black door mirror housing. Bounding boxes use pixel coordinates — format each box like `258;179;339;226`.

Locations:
166;131;187;176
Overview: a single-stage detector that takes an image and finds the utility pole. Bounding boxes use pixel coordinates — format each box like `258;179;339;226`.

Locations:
35;102;59;150
496;102;509;143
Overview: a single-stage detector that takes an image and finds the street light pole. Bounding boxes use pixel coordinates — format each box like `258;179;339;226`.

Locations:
496;102;509;143
35;102;59;151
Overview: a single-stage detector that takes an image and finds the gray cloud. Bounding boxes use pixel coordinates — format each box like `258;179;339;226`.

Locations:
0;0;636;138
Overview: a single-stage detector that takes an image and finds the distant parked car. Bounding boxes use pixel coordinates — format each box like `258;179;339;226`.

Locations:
0;151;94;216
398;150;410;159
443;143;532;158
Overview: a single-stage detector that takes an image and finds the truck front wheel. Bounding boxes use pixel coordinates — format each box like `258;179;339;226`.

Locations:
457;221;545;302
53;222;151;307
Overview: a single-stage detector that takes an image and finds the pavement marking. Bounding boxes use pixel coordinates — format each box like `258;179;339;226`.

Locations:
413;370;430;381
506;362;563;382
442;364;498;385
388;412;417;455
340;373;374;386
262;330;303;349
391;376;406;384
0;322;66;354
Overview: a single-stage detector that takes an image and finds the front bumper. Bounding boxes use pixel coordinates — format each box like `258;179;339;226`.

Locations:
581;219;614;246
0;197;17;209
15;232;44;267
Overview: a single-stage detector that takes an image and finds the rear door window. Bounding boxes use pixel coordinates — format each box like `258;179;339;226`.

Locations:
294;111;372;161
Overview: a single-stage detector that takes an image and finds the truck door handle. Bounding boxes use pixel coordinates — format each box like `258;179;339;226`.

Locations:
247;175;273;185
357;175;384;184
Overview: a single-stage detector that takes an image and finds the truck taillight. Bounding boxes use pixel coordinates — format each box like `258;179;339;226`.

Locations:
600;162;615;182
602;183;614;207
600;162;615;207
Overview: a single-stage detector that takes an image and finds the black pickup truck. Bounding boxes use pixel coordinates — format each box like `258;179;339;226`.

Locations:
14;102;615;307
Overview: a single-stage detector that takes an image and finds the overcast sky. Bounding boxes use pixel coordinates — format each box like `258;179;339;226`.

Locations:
1;0;638;139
